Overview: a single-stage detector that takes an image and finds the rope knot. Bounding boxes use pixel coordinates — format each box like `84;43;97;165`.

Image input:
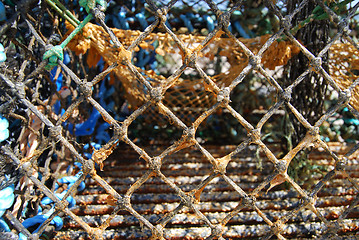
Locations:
43;45;64;70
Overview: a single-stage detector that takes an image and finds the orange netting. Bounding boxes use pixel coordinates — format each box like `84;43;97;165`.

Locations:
329;42;359;111
65;22;359;123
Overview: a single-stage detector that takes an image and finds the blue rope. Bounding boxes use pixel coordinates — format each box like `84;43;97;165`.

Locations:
0;2;6;21
17;163;85;239
0;114;9;142
0;43;6;62
0;184;14;233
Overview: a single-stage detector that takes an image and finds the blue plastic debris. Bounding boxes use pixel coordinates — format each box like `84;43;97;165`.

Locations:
51;52;71;115
70;78;116;144
66;161;83;175
343;107;359;126
0;43;6;63
74;107;101;136
18;210;63;240
0;218;11;232
203;15;215;32
22;214;63;231
95;123;111;144
0;184;15;232
233;21;250;38
135;13;148;30
0;2;6;21
15;161;85;238
136;49;151;68
41;172;85;208
0;114;9;142
57;174;86;192
180;14;194;33
117;12;130;29
0;185;15;217
41;190;76;208
83;142;101;159
345;118;359;126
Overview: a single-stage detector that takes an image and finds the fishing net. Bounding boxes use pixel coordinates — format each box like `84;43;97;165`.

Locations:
65;21;359;125
1;0;359;239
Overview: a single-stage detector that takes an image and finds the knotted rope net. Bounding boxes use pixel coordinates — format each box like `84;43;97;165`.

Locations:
0;0;358;239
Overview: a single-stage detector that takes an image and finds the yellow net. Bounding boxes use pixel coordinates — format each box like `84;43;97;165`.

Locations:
65;22;359;123
329;42;359;110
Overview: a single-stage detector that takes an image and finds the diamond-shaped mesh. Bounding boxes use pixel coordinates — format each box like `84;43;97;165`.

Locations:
0;0;359;239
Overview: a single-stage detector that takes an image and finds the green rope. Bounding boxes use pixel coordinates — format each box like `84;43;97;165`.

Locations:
44;0;80;27
79;0;107;13
60;13;93;48
291;0;352;35
53;0;81;26
43;0;108;70
276;0;352;42
43;45;64;70
43;14;93;70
